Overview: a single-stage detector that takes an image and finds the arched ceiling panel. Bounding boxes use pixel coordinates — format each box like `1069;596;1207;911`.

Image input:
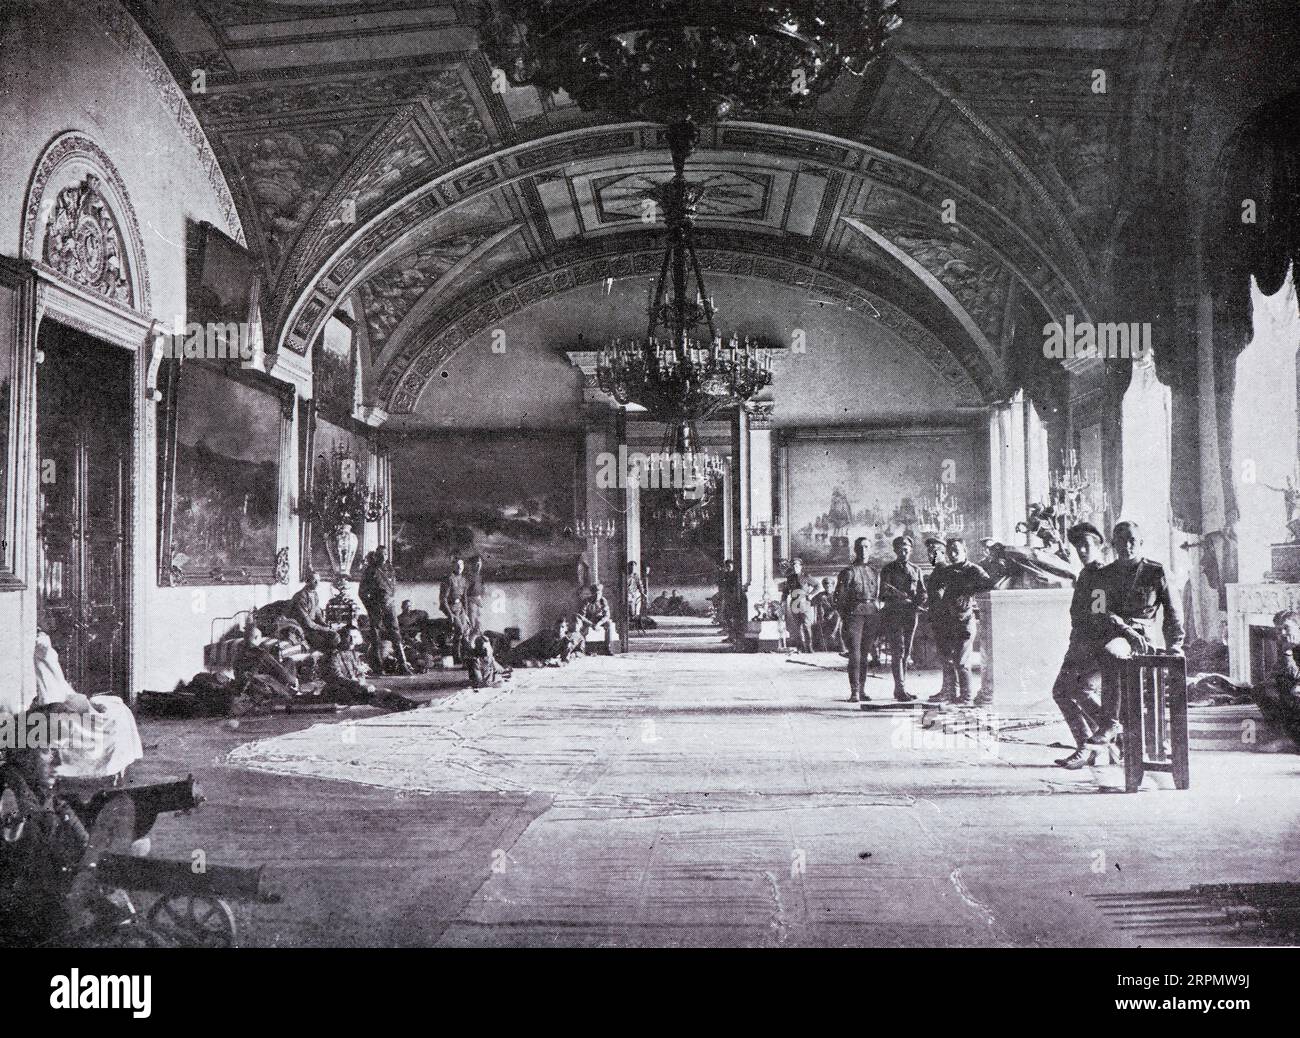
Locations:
124;0;1149;359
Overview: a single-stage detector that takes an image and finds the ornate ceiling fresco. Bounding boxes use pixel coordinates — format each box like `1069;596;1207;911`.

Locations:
122;0;1168;415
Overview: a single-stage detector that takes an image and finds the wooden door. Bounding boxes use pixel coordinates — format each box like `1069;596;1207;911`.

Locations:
36;324;130;698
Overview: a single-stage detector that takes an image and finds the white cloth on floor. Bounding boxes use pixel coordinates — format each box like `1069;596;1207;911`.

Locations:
34;631;143;779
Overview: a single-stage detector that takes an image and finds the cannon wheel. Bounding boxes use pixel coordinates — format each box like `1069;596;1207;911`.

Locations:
146;894;238;948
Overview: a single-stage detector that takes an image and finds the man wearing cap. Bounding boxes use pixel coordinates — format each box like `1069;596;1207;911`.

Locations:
878;534;928;702
929;537;993;707
921;537;951;703
834;536;881;703
1086;520;1184;747
1050;523;1111;768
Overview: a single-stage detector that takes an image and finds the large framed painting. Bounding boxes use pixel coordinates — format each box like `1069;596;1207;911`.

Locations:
784;429;988;572
390;432;583;582
157;360;289;585
312;312;358;421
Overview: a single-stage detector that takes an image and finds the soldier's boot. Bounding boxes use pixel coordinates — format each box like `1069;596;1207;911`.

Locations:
1058;748;1098;770
930;662;955;703
1087;720;1122;745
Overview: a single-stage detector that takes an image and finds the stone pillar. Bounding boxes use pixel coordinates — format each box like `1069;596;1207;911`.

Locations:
582;406;620;590
1121;352;1175;570
988;390;1028;543
742;402;776;614
721;461;735;562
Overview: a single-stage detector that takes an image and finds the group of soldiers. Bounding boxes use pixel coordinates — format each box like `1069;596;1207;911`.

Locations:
825;533;992;706
1049;520;1183;768
779;519;1184;766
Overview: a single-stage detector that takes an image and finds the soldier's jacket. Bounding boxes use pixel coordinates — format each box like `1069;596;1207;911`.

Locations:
930;561;991;624
360;560;398;603
878;560;928;612
1066;561;1108;648
440;572;469;614
833;562;879;617
1095;557;1184;651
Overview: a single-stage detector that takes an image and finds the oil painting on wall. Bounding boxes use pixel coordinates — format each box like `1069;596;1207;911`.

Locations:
390;433;582;581
786;432;987;569
164;363;281;583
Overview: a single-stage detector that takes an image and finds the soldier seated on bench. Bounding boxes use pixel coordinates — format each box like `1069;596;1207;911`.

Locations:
1086;520;1184;748
1250;610;1300;751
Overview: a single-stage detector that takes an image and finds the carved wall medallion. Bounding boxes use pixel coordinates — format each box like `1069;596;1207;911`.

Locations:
23;132;152;314
42;175;134;306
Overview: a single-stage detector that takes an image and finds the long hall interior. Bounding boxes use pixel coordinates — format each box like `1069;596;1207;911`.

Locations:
1;0;1299;950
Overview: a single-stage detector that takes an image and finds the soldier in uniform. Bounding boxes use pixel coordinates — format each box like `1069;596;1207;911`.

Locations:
922;537;951;703
1051;523;1111;769
466;556;486;638
834;537;881;703
359;544;413;674
581;582;617;650
290;570;337;653
1086;520;1185;747
439;557;471;660
930;537;992;707
782;558;816;653
878;534;928;702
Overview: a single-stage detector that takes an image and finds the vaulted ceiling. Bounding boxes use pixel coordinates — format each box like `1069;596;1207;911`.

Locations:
125;0;1178;418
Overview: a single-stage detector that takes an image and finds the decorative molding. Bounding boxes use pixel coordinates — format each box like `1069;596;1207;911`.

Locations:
380;243;993;415
278;121;1094;361
42;175;134;307
22;132;152;316
894;54;1093;292
747;402;776;431
91;0;243;242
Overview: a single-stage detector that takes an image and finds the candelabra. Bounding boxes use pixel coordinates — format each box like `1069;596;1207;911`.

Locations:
747;519;776;607
574;518;617;540
921;481;964;534
1049;449;1109;542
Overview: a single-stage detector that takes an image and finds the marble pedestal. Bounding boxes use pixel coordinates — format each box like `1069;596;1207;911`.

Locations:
745;619;787;652
975;589;1073;711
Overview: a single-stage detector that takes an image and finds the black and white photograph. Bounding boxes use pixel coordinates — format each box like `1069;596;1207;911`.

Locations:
0;0;1297;1014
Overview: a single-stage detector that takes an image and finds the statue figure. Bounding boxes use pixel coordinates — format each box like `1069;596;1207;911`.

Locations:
1263;474;1300;543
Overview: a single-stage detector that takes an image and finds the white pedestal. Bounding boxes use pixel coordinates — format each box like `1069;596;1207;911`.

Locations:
975;589;1072;710
745;619;786;652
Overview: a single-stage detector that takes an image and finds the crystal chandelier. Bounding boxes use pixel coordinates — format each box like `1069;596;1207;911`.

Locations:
480;2;902;512
479;1;903;125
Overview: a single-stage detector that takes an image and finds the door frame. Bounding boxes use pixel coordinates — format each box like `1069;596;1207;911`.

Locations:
34;281;153;703
21;132;157;705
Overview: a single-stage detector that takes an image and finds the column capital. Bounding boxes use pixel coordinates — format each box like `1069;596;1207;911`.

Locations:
746;401;776;430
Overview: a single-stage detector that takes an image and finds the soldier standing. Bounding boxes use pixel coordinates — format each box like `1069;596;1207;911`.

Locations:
922;537;951;704
834;537;880;703
466;556;486;638
440;557;471;659
1086;521;1184;747
359;545;413;674
930;537;992;707
783;558;816;653
1051;523;1111;769
878;534;928;702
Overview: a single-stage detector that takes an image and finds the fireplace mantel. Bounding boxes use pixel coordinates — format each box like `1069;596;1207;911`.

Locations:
1225;582;1300;684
